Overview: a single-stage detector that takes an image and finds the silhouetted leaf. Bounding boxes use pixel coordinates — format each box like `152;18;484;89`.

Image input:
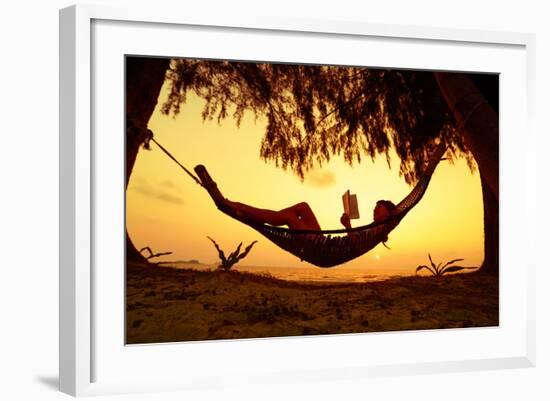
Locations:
237;240;258;261
436;262;442;274
416;265;436;276
207;236;227;264
428;253;436;269
441;266;465;275
228;242;243;263
441;258;465;269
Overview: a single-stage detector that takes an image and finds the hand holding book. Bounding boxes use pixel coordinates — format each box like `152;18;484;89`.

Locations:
340;212;352;230
342;190;360;220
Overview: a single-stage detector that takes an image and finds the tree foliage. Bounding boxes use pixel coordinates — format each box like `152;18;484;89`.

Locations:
161;59;477;185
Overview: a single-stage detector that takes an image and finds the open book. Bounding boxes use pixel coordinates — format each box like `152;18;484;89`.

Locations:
342;190;360;219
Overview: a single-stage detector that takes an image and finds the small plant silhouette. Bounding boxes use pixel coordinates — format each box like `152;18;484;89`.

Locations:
207;236;258;271
415;253;466;277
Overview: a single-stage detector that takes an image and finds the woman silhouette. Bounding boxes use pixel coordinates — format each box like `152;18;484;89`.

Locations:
195;165;396;232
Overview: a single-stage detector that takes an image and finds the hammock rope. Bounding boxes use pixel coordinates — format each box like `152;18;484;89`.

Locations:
140;127;204;187
131;123;446;268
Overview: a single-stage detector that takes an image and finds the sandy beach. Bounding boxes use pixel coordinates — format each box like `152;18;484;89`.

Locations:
126;262;498;344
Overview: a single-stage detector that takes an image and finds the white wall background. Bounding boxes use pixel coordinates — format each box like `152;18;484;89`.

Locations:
0;0;547;400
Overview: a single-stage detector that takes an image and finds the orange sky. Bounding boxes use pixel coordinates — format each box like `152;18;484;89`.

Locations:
126;80;484;276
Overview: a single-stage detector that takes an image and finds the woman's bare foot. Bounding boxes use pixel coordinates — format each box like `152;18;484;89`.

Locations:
194;165;226;207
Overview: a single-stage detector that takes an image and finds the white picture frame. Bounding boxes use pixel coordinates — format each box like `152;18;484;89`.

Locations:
59;4;536;397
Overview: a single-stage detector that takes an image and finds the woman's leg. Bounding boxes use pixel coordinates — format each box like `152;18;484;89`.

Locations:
194;165;321;230
227;200;321;230
279;202;322;231
227;200;294;226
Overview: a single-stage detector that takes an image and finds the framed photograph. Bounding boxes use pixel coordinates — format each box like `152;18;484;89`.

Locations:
59;4;536;397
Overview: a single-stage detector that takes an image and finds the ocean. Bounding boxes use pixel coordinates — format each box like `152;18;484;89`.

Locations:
160;261;405;283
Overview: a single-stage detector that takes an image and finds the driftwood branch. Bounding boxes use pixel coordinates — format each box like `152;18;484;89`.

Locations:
139;246;173;264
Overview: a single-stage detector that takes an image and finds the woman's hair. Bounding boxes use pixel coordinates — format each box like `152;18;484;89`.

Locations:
376;200;396;214
376;200;397;245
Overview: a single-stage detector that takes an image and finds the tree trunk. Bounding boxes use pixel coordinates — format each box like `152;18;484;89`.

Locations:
125;56;171;264
479;173;499;275
434;72;499;274
434;72;499;201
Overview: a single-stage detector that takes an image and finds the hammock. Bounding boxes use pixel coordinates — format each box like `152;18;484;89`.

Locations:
193;141;447;268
